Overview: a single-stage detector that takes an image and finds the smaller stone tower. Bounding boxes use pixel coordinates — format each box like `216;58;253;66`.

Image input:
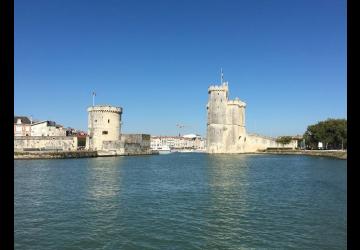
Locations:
87;105;122;150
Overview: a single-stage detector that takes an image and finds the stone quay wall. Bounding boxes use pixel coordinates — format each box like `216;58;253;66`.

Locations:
260;149;347;160
123;134;152;155
14;150;97;160
99;134;152;156
246;133;297;152
102;140;125;155
14;136;78;151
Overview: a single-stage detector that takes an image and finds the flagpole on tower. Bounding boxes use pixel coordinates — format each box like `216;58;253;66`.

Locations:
221;68;224;84
92;91;96;106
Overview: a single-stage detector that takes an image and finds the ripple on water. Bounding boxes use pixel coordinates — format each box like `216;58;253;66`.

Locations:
15;154;346;249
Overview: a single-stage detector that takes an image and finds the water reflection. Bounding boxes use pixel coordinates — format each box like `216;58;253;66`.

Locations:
86;157;124;201
15;154;347;249
204;154;251;247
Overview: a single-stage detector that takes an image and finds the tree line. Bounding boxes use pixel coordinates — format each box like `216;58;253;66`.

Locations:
303;118;347;150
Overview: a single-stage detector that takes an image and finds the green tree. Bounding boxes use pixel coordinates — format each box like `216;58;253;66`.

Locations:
276;136;293;146
303;118;347;150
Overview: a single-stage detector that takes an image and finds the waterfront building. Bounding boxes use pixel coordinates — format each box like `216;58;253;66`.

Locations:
150;135;206;151
14;116;32;136
14;118;82;151
31;120;66;136
14;104;152;155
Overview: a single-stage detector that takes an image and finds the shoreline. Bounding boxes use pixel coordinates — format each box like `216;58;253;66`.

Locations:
14;150;98;160
14;149;347;160
257;149;347;160
14;150;158;160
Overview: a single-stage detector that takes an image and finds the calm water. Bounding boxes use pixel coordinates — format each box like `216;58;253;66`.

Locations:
15;154;347;249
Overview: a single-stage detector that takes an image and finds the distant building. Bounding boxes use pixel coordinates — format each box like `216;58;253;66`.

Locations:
15;120;87;152
31;121;66;136
14;116;32;136
150;135;206;151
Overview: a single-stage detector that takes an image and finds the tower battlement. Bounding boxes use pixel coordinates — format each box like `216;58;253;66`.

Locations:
227;99;246;107
87;105;122;114
208;82;229;93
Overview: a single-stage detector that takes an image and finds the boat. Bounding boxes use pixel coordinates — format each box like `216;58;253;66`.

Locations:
157;145;171;154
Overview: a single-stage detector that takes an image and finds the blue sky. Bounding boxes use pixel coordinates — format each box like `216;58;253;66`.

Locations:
15;0;346;137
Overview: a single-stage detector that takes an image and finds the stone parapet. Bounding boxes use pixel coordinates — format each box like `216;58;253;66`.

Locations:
227;99;246;107
87;105;122;114
208;82;229;93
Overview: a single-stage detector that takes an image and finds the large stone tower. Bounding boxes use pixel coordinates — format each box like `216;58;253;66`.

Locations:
87;105;122;150
206;80;247;153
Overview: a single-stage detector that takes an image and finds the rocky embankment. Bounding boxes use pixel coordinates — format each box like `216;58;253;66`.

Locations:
14;151;98;160
261;149;347;160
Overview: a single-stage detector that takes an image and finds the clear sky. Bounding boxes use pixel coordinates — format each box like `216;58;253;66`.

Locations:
15;0;347;137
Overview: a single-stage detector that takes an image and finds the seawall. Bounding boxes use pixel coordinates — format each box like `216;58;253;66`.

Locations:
14;150;98;160
14;150;159;160
259;149;347;160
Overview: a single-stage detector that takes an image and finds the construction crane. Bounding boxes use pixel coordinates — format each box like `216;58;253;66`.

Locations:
176;124;185;137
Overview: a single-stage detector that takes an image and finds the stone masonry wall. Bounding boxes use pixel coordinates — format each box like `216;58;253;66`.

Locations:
122;134;151;155
14;136;78;151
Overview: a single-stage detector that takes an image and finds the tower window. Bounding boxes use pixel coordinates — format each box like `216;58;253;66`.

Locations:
108;119;110;123
102;131;108;135
95;120;97;123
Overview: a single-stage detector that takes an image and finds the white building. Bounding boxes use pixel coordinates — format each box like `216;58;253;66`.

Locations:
31;121;66;136
150;135;206;151
14;116;32;136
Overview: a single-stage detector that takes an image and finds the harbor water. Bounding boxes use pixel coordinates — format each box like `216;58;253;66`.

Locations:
15;153;347;249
